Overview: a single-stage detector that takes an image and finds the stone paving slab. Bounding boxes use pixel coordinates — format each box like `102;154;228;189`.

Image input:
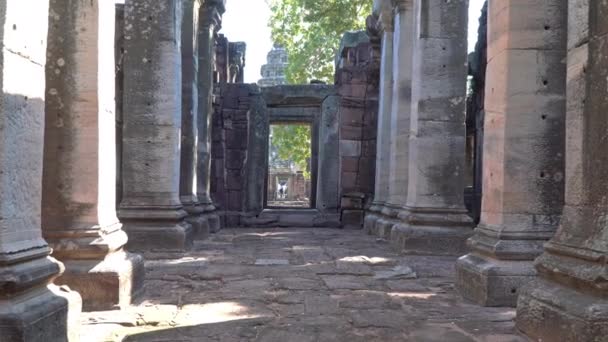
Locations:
80;228;529;342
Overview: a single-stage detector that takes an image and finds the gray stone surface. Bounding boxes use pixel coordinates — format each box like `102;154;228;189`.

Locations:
180;0;208;240
80;228;527;341
457;0;567;306
43;0;144;311
0;1;81;339
120;0;193;251
516;0;608;339
317;95;341;213
196;0;225;214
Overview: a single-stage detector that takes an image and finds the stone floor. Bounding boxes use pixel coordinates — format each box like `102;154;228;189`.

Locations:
81;228;529;342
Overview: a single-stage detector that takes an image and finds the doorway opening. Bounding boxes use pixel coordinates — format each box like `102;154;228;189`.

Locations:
266;123;313;209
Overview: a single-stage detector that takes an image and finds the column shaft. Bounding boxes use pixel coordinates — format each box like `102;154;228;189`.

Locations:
0;0;81;339
374;0;415;238
390;0;473;256
364;0;394;235
516;0;608;339
196;0;225;232
120;0;193;251
42;0;144;311
180;0;210;240
456;0;567;306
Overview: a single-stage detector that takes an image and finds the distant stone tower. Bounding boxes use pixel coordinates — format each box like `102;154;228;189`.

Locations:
258;43;288;87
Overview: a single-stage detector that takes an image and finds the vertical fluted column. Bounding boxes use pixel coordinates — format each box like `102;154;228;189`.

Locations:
374;0;415;238
456;0;567;306
120;0;194;251
197;0;225;232
180;0;209;240
390;0;473;255
516;1;608;339
0;0;81;339
364;0;394;234
42;0;144;310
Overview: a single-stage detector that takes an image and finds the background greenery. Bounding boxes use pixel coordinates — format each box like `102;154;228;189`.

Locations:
267;0;371;84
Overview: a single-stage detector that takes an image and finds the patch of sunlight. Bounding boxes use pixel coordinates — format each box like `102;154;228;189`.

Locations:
172;302;266;325
147;257;209;266
339;255;396;266
292;245;323;251
388;292;437;300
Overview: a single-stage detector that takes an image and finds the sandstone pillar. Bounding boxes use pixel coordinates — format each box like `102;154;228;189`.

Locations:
196;0;225;232
42;0;145;310
0;0;81;339
516;1;608;339
373;0;414;238
180;0;209;240
390;0;473;256
364;0;394;234
119;0;194;251
456;0;567;306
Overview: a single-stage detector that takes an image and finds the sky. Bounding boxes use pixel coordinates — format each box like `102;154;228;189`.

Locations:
221;0;487;84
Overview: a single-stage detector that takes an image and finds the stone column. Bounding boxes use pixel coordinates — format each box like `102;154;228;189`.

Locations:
42;0;144;310
373;0;415;238
364;0;394;234
197;0;225;232
180;0;209;240
0;0;81;339
516;1;608;339
456;0;567;306
390;0;473;255
119;0;194;251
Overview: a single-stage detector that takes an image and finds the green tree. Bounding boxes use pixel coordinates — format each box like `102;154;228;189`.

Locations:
271;125;312;178
268;0;371;84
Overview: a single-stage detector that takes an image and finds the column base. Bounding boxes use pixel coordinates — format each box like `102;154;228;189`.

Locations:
364;211;382;234
54;251;145;311
184;214;210;240
390;207;473;255
184;205;211;240
0;285;82;342
455;253;536;307
120;207;194;251
203;211;221;233
516;279;608;342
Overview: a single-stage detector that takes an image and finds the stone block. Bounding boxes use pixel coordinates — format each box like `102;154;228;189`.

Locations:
225;170;243;190
340;171;358;191
455;254;536;307
340;125;363;140
517;279;608;342
342;210;364;230
56;252;145;311
340;140;361;157
225;150;245;169
341;156;360;172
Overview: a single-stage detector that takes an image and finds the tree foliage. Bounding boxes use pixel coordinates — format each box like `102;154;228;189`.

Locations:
268;0;371;84
271;124;312;178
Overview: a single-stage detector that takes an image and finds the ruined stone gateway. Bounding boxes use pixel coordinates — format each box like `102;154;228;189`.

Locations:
0;0;607;341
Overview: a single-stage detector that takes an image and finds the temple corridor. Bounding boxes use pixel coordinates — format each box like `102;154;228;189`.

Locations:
80;228;526;342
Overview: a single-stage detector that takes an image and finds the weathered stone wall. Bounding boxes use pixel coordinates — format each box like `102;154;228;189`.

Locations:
335;33;380;229
210;83;266;227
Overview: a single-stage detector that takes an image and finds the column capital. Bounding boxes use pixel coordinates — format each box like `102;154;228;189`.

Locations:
373;0;394;32
200;0;225;31
391;0;413;13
